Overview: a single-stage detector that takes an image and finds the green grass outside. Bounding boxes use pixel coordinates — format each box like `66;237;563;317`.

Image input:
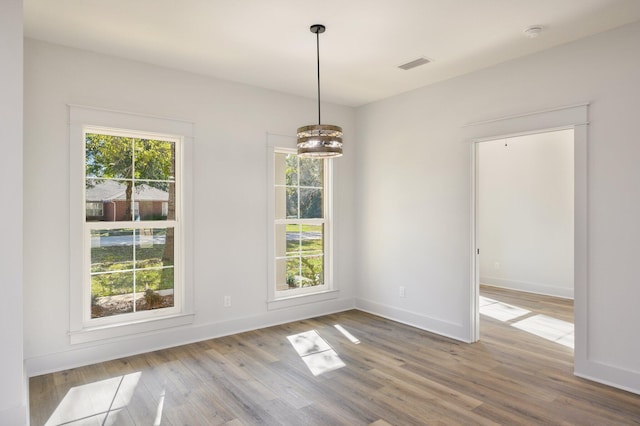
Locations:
91;244;173;273
91;266;174;298
90;232;174;298
285;224;323;254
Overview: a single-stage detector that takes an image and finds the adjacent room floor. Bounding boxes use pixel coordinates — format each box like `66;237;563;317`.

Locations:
30;287;640;425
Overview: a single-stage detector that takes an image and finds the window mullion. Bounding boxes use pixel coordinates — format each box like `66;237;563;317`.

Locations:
85;220;177;230
131;137;136;222
296;157;302;289
132;229;137;313
131;138;137;312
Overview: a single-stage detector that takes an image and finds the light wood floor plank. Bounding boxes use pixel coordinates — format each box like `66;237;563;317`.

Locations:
30;287;640;425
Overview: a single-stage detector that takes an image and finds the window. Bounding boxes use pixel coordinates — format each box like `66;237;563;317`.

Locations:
69;106;194;344
270;147;334;305
84;130;180;324
86;202;103;218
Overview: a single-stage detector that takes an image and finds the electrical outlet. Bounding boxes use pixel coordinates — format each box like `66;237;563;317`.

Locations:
399;286;406;298
494;261;500;270
224;296;231;307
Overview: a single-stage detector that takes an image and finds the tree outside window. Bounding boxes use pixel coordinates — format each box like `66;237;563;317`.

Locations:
274;151;327;292
85;131;179;320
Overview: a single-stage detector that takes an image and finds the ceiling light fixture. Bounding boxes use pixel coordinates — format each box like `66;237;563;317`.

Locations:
297;24;343;158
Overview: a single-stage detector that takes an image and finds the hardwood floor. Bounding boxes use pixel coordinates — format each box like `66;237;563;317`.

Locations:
30;288;640;425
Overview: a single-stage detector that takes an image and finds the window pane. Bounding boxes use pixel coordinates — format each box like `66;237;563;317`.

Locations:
276;258;308;291
136;268;174;312
301;255;324;286
287;258;301;289
135;228;174;312
165;183;176;220
286;187;299;218
91;271;134;318
300;188;323;218
286;224;300;255
135;228;174;268
86;180;134;222
86;134;132;179
133;182;172;221
134;139;176;181
285;154;298;186
300;224;323;255
299;158;323;187
90;229;134;273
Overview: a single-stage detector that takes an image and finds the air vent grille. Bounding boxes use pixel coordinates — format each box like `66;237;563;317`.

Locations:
398;57;431;70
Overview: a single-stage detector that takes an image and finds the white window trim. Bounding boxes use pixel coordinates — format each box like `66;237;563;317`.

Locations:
266;133;337;310
69;105;195;344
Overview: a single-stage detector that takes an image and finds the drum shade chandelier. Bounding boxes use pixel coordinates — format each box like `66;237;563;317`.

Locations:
297;24;343;158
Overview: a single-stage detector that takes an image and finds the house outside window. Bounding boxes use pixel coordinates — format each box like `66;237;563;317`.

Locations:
84;130;180;324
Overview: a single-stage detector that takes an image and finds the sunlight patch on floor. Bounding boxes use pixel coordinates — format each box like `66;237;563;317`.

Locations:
287;330;346;376
334;324;360;344
512;314;574;349
45;372;141;426
480;294;574;349
479;296;531;322
154;386;167;426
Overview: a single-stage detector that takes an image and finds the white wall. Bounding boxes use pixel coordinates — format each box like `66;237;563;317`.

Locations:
0;1;27;424
478;130;574;298
21;18;640;398
23;39;357;375
355;22;640;393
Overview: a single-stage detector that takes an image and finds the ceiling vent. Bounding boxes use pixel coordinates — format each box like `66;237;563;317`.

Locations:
398;57;431;70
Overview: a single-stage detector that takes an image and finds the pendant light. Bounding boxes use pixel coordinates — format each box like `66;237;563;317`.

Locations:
297;24;343;158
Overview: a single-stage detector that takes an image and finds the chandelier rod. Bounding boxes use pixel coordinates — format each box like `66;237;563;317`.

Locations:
316;27;321;125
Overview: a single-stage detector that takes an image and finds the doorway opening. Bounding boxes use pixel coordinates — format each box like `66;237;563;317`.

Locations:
477;129;575;355
476;129;574;352
465;103;587;375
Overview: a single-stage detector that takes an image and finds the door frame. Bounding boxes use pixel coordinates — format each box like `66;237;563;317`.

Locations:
465;103;588;373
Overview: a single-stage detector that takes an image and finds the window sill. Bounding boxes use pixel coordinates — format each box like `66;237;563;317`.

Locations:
69;312;195;345
267;289;339;311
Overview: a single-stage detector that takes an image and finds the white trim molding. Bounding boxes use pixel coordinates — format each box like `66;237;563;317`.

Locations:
464;103;596;383
27;298;354;377
355;298;468;343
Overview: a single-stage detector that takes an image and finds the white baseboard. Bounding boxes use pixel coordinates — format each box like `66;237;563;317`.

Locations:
354;298;469;343
575;358;640;396
26;297;355;377
480;276;574;299
25;295;640;401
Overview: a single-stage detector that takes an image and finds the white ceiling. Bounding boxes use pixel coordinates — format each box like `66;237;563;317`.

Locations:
24;0;640;107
